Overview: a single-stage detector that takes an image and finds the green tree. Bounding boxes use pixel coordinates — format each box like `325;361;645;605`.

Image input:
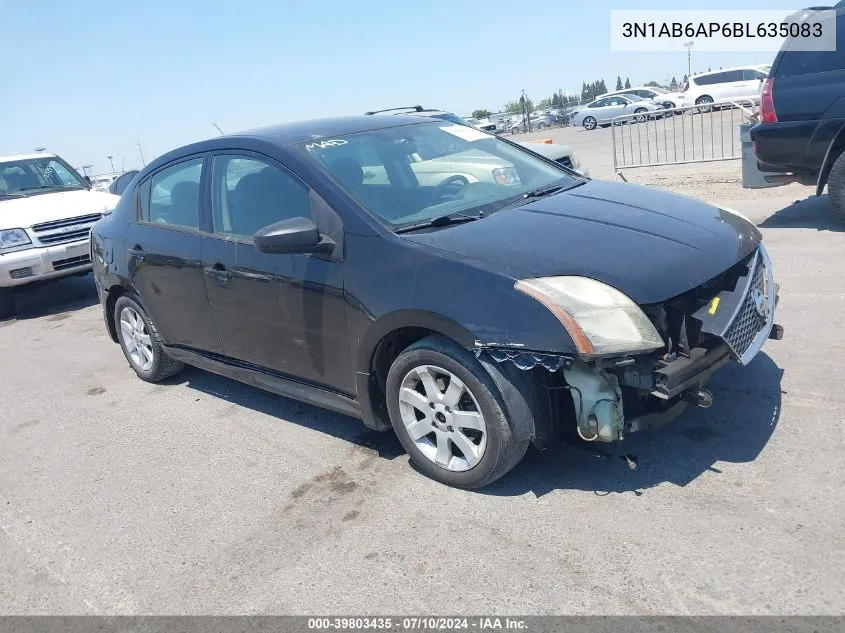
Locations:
624;77;631;89
616;76;623;90
472;109;492;119
683;73;688;83
537;97;551;110
669;76;678;90
504;98;533;115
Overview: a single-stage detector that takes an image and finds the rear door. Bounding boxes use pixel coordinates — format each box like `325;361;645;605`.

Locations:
711;70;743;101
125;155;222;352
741;68;768;102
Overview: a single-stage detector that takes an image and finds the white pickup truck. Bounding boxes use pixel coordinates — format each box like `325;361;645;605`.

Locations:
0;153;120;318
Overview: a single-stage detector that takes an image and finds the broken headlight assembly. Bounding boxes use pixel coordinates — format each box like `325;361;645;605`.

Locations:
514;276;664;358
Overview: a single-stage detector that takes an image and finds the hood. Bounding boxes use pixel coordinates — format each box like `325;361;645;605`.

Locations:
401;180;761;304
0;189;120;229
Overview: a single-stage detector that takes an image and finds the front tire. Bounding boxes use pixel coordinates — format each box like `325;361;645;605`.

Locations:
634;107;648;123
385;336;528;488
827;151;845;221
582;116;597;130
0;287;14;320
114;295;184;382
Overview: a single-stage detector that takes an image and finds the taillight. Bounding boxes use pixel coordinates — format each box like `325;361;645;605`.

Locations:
760;77;777;123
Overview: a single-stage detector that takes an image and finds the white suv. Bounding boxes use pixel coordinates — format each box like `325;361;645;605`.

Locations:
0;153;120;318
664;66;769;110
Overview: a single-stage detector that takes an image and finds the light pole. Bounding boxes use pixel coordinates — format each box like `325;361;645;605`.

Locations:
107;155;115;174
684;41;694;78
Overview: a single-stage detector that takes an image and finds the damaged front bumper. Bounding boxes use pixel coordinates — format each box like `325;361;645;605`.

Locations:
476;245;784;444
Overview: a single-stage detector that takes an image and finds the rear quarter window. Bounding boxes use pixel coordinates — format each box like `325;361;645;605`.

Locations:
775;15;845;77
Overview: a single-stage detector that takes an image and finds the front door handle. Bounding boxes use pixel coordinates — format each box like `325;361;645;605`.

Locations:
204;263;232;285
129;245;146;262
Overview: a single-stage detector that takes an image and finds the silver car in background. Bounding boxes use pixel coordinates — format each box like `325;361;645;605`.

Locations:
571;95;664;130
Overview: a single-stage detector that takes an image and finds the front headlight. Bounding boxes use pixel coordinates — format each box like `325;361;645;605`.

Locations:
514;276;664;358
0;228;32;251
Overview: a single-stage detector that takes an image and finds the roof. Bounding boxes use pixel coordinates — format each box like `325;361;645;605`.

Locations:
235;115;428;146
0;152;57;163
691;64;772;78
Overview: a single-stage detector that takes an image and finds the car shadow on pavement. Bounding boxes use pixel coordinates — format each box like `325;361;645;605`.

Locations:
168;367;406;460
480;352;784;498
5;273;99;321
758;194;845;232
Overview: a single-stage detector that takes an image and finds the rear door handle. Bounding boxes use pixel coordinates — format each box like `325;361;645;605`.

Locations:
204;263;232;284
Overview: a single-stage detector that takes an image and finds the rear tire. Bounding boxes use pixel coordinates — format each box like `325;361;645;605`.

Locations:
114;295;184;382
695;96;714;113
582;116;597;130
0;287;14;320
827;151;845;221
385;335;529;489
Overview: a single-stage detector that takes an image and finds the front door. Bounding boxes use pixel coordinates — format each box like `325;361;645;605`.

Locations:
200;153;354;395
126;155;222;353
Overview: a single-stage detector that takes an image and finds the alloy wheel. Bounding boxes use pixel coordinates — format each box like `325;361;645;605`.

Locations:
119;306;154;372
398;365;487;472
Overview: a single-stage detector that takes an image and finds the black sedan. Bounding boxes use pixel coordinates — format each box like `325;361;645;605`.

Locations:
91;115;782;488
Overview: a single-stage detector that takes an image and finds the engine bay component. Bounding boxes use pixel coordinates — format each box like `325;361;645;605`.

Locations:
562;360;624;442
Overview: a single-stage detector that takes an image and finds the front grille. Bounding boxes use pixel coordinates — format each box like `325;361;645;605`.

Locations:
723;253;768;359
53;254;91;271
31;214;102;232
31;213;101;247
557;156;573;168
37;228;91;245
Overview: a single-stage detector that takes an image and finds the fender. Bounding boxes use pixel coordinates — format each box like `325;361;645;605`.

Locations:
815;120;845;196
354;310;478;432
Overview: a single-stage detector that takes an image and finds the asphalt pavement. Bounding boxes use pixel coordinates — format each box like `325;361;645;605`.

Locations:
1;163;844;614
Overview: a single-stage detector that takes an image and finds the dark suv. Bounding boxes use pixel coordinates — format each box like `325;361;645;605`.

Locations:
750;3;845;218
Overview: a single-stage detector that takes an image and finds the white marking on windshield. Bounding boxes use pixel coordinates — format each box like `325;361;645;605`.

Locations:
305;139;349;151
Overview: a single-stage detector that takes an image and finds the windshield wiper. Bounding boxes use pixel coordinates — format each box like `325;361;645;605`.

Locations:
0;192;26;199
20;185;85;193
523;183;565;199
394;211;484;234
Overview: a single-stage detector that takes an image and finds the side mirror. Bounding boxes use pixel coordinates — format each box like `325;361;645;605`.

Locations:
253;216;334;255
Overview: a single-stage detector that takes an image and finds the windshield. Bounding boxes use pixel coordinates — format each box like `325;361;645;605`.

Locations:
0;156;87;197
298;121;579;230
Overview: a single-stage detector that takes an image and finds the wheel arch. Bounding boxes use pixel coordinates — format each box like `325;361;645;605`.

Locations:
695;94;713;103
103;283;132;343
355;311;478;432
354;311;545;443
815;123;845;196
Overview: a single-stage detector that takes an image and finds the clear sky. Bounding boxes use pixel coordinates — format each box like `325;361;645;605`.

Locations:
1;0;805;175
